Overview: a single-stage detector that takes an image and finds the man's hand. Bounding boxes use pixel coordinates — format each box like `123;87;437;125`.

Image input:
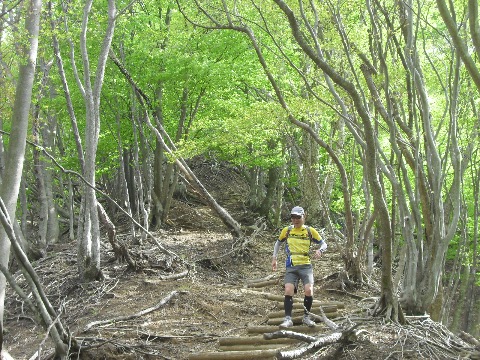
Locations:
313;249;323;259
272;257;277;271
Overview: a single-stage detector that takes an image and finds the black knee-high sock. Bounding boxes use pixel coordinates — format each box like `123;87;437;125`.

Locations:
304;296;313;315
284;295;293;317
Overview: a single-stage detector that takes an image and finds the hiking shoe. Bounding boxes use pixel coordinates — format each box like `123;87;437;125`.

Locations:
302;315;316;327
279;316;293;328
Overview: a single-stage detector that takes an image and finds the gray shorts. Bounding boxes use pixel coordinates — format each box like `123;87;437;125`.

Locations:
284;264;314;286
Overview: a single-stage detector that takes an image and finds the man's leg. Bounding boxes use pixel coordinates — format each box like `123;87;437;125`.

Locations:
284;283;295;317
304;283;313;313
302;273;316;327
280;283;295;328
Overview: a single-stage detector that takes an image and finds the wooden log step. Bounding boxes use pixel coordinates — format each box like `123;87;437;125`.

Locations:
246;279;280;288
274;302;338;310
247;325;319;334
266;294;345;308
268;306;337;318
246;275;281;284
189;349;278;359
219;336;299;346
267;313;338;326
218;344;289;351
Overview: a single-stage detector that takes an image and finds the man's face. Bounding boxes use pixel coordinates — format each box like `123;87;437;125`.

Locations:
291;214;304;227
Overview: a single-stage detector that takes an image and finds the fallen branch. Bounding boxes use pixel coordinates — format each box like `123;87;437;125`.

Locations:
143;269;189;284
309;306;339;330
264;330;317;343
274;324;360;359
459;331;480;347
245;274;280;285
137;331;195;341
265;293;345;308
268;305;338;318
158;270;189;280
83;290;182;332
267;313;338;326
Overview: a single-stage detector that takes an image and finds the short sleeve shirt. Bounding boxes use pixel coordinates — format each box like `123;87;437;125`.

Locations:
278;225;322;266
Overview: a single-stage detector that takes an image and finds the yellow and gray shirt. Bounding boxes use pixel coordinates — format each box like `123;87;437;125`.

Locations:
274;225;326;267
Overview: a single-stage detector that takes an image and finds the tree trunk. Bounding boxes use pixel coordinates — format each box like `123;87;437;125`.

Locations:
33;107;49;251
114;109;135;240
247;166;265;210
133;114;151;243
0;0;42;345
465;167;479;336
152;139;165;228
49;0;85;172
32;59;60;250
259;165;281;222
300;123;322;221
76;0;116;281
272;164;285;228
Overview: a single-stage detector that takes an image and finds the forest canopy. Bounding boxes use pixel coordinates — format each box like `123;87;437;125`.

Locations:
0;0;479;358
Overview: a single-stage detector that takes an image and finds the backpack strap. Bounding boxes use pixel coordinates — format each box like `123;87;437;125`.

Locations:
305;225;313;242
282;225;313;242
286;225;313;256
281;225;294;241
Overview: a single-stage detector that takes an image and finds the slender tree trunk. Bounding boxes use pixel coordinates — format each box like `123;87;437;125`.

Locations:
77;0;117;281
0;0;42;346
115;108;136;239
33;115;49;250
259;166;281;222
133;110;151;243
50;0;85;172
152;140;165;228
272;164;285;228
247;166;265;210
19;177;29;245
450;264;470;332
49;0;83;245
68;177;75;241
301;123;321;220
465;163;479;335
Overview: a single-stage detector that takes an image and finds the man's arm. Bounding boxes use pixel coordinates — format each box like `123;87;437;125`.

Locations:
272;240;282;271
310;227;327;258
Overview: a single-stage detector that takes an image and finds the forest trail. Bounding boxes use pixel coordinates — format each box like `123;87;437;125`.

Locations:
188;281;346;360
4;222;478;359
3;226;353;360
3;162;479;359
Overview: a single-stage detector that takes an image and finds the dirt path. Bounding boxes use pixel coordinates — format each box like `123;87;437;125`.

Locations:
4;226;477;359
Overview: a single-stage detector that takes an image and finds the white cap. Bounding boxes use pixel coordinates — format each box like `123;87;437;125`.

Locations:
290;206;305;216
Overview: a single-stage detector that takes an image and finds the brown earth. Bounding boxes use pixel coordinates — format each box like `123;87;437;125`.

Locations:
3;162;479;359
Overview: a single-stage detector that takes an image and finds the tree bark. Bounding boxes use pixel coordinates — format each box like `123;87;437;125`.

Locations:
76;0;117;281
0;0;42;346
0;198;69;358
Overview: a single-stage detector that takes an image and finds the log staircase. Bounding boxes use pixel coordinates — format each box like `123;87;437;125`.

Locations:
189;277;345;360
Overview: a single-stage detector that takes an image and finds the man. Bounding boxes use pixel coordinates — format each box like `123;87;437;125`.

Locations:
272;206;327;328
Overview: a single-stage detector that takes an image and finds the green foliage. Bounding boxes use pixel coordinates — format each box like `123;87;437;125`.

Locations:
179;100;287;168
0;0;478;296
